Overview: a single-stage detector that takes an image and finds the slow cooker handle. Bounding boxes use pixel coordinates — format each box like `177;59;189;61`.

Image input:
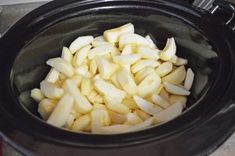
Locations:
193;0;235;31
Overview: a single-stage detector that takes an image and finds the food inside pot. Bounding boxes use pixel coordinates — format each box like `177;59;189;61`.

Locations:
30;23;194;134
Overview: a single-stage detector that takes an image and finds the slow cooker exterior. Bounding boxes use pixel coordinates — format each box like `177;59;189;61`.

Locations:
0;0;235;156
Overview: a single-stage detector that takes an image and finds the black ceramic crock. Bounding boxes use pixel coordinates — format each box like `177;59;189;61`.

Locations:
0;0;235;155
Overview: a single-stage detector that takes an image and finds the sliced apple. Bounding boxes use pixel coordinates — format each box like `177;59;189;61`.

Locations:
88;44;114;59
184;68;194;90
72;114;91;131
160;37;176;61
89;59;98;75
117;67;137;95
174;57;188;66
38;98;57;120
64;114;75;128
137;72;161;97
121;44;136;55
94;79;126;100
133;109;151;120
163;66;186;85
113;54;141;65
104;96;130;114
163;81;190;96
154;101;183;122
63;79;92;113
45;68;60;83
126;113;143;125
61;47;73;63
119;33;150;50
133;95;163;115
75;65;88;77
46;57;74;77
47;94;74;127
136;45;160;60
155;62;173;77
69;36;94;54
73;45;91;67
81;78;93;96
40;81;64;99
152;93;170;108
31;88;44;102
135;67;155;84
108;110;127;124
92;36;111;47
145;35;157;49
131;59;160;73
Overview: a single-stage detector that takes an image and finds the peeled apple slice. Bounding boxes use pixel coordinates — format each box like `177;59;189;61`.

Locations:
135;67;155;84
88;44;114;59
69;36;94;54
125;117;154;132
126;113;143;125
81;78;93;96
145;35;157;49
184;68;194;90
64;114;75;128
174;57;188;66
133;109;151;120
91;109;111;133
104;96;130;114
169;95;187;108
137;72;161;97
75;65;88;77
94;79;126;100
89;59;98;75
136;46;160;60
133;95;163;115
163;66;186;85
113;54;141;65
99;124;132;134
155;62;173;77
31;88;44;102
122;97;139;109
103;23;134;43
72;114;91;131
63;79;92;113
117;67;137;95
152;93;170;109
47;57;74;77
108;111;127;124
154;101;183;122
131;59;160;73
96;57;117;80
73;45;91;67
38;99;57;120
61;47;73;63
119;33;150;50
121;44;135;55
45;68;60;83
47;94;74;127
92;36;111;47
163;81;190;96
160;37;176;61
40;81;64;99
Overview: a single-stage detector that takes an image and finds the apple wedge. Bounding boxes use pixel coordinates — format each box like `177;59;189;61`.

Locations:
121;44;136;55
104;96;130;114
145;35;157;49
160;37;176;61
131;59;160;73
45;68;60;83
103;23;134;43
117;67;137;95
136;45;160;60
174;57;188;66
73;45;91;67
126;113;143;125
61;47;73;63
63;79;92;113
31;88;44;102
72;114;91;131
38;99;57;120
184;68;194;90
152;93;170;109
88;44;114;59
163;66;186;85
135;67;155;84
69;36;94;54
133;95;163;115
92;36;111;47
40;81;64;99
155;62;173;77
47;57;74;77
163;81;190;95
94;79;127;100
154;101;184;122
113;54;141;65
119;33;150;49
47;94;74;127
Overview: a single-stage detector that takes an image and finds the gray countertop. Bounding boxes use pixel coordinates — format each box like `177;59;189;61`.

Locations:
1;1;235;156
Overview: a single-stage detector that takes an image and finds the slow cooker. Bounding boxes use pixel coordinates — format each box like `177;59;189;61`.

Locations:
0;0;235;155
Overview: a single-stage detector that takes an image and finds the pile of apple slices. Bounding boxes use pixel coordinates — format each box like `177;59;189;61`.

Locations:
30;23;194;134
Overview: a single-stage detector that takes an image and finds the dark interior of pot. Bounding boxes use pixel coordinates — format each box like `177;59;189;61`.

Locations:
11;11;219;125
